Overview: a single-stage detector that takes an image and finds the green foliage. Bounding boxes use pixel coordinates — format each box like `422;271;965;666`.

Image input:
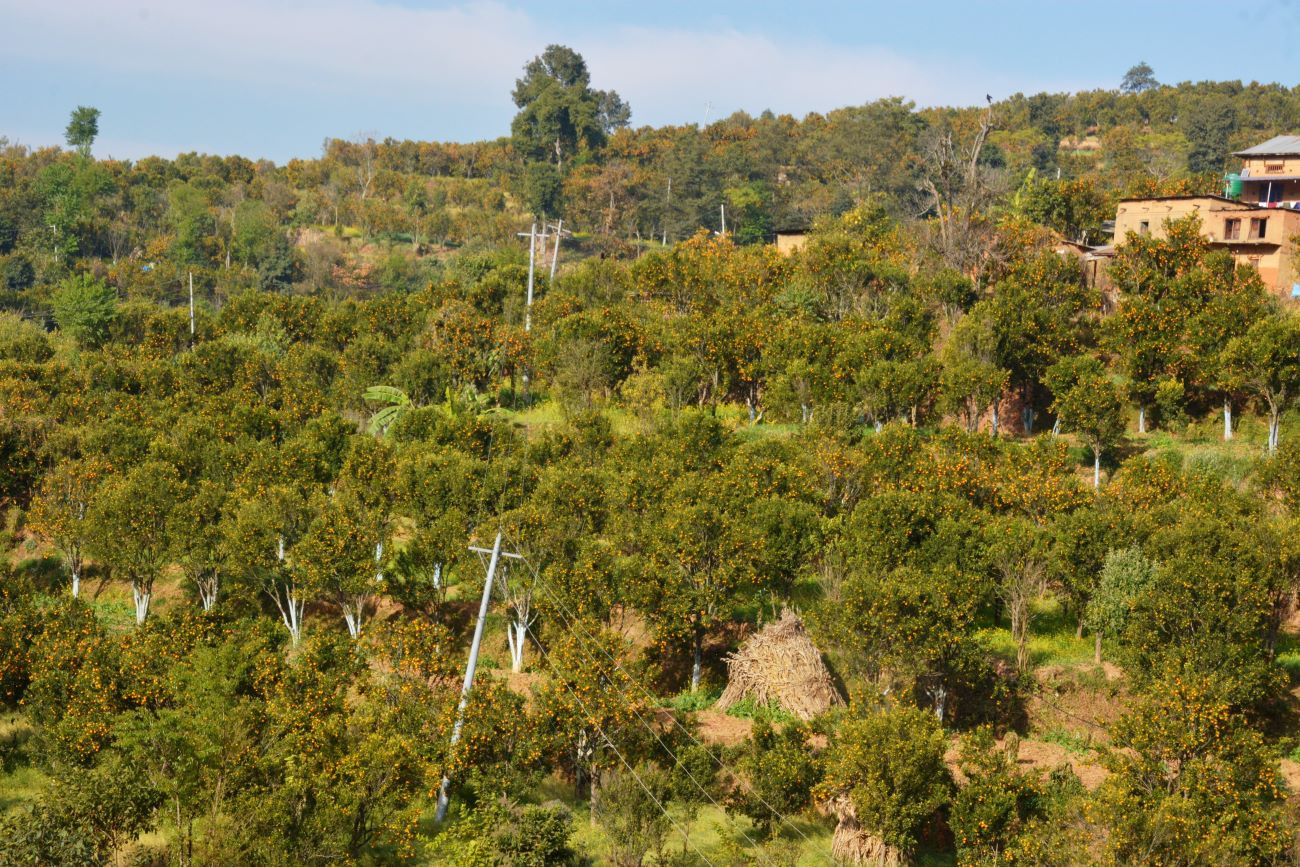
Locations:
511;44;628;170
1085;546;1154;646
593;763;672;867
728;719;819;836
1120;62;1159;94
1224;312;1300;451
0;312;53;362
1;253;35;291
0;757;161;866
1097;682;1291;865
50;273;117;347
818;704;953;856
492;802;577;866
64;105;100;157
1046;354;1126;483
950;728;1045;866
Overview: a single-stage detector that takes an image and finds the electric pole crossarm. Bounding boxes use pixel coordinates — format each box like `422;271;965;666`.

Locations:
469;545;523;560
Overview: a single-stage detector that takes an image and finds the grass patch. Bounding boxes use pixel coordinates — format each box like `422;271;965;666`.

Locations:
569;802;834;866
666;687;721;713
0;712;46;817
1274;633;1300;685
977;595;1095;670
1040;727;1098;757
723;695;796;724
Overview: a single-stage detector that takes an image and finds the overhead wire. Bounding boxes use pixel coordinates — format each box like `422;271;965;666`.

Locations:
503;538;835;864
520;616;716;867
497;555;778;865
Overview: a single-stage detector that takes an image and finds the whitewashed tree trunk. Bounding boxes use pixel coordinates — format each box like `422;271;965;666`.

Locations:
272;537;304;645
133;581;152;625
1052;417;1062;436
196;572;218;612
506;620;530;673
690;622;704;692
341;598;366;640
1138;405;1146;434
71;565;80;599
1223;398;1233;441
990;402;1000;437
1093;448;1101;489
271;587;304;646
1022;406;1035;435
504;578;534;672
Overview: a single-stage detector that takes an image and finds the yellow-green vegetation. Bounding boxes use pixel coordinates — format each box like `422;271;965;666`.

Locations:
3;58;1300;866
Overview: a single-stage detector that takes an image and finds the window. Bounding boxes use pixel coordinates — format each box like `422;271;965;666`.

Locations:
1249;217;1268;239
1139;220;1150;235
1265;161;1285;174
1224;218;1241;240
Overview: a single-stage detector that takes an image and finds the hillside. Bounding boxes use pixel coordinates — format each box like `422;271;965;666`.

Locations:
3;61;1300;866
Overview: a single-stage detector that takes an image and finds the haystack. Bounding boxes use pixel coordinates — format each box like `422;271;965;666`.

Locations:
716;609;844;721
826;796;905;866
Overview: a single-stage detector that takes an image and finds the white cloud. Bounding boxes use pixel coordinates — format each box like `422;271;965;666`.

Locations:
583;26;992;125
0;0;537;102
0;0;1089;157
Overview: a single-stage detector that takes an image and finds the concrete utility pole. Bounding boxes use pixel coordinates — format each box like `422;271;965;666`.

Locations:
549;219;564;283
434;532;523;823
664;177;672;245
720;204;726;235
517;223;538;332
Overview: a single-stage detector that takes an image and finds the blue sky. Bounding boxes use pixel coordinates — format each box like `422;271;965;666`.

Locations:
3;0;1299;164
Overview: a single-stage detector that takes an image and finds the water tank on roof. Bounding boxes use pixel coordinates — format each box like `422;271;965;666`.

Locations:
1225;173;1242;199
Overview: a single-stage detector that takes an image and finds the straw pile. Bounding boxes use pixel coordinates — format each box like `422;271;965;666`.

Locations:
716;609;844;721
827;796;905;866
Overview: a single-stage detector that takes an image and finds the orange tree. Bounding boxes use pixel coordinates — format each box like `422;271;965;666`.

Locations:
86;459;180;626
1224;312;1300;454
1105;215;1214;431
817;703;953;865
626;468;766;693
27;454;111;599
531;623;650;798
1095;681;1290;865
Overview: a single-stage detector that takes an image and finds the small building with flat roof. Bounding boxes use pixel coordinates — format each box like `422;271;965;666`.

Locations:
773;228;809;256
1114;193;1300;299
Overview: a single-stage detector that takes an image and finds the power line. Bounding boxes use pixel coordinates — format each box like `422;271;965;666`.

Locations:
505;539;835;864
503;549;777;864
522;618;716;867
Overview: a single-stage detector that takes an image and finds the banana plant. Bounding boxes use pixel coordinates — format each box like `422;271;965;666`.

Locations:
362;385;412;436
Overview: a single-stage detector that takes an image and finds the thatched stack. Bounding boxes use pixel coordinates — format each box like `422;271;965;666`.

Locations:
827;796;906;866
716;609;844;721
